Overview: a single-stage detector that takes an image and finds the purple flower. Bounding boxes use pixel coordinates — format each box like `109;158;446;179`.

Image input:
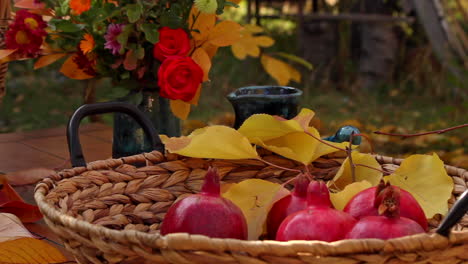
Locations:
104;24;124;55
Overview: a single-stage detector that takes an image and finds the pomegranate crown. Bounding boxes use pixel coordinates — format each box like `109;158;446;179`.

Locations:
373;180;390;208
292;173;310;198
200;167;220;196
377;184;401;218
306;180;332;207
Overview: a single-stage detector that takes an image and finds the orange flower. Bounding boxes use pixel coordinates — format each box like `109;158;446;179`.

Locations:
69;0;92;15
80;34;95;54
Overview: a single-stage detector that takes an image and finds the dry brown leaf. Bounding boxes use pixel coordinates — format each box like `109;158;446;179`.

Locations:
0;213;34;242
4;168;55;186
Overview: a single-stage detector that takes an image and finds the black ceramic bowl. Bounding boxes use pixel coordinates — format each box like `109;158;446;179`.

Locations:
227;86;303;128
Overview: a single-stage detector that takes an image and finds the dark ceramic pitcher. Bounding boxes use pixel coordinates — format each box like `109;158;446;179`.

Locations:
227;86;303;129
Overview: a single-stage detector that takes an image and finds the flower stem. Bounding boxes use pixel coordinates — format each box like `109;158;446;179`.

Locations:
374;124;468;138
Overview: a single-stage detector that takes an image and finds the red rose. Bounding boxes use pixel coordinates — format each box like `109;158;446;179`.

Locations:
153;27;190;62
158;56;203;102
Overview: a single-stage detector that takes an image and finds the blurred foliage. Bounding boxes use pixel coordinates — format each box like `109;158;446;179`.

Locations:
0;1;466;168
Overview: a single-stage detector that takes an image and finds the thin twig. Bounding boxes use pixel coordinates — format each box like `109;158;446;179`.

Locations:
347;132;356;182
258;158;302;173
353;133;375;153
304;130;347;152
374;124;468;139
303;165;313;180
354;163;389;175
281;173;302;187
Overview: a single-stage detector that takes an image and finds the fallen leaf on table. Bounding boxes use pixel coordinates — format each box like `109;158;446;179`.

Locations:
0;213;34;242
330;181;372;210
4;168;55;186
386;153;453;218
0;237;67;264
0;176;43;223
222;179;289;240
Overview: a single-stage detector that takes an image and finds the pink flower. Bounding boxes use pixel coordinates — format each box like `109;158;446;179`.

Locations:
104;24;124;55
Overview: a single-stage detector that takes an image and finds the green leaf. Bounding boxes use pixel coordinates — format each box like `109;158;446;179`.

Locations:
135;46;145;60
170;3;182;15
160;13;183;29
117;25;133;52
275;52;313;70
140;24;160;44
49;19;85;33
127;4;143;23
59;0;70;16
216;0;226;15
225;1;240;8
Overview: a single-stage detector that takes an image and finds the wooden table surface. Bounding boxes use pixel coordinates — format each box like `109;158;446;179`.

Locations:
0;123;113;173
1;123;113;262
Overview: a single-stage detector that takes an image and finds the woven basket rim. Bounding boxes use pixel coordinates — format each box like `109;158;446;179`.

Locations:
34;151;468;256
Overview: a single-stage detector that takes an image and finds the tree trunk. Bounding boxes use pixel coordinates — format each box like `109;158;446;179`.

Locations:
356;0;398;90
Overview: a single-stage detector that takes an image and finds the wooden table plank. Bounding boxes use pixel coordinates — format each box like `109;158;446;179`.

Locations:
0;123;112;173
22;135;112;163
0;123;110;143
0;142;65;173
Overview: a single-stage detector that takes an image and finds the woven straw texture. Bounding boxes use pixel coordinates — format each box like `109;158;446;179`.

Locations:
35;150;468;264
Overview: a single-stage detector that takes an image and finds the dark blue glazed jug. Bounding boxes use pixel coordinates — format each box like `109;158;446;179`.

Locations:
227;86;303;129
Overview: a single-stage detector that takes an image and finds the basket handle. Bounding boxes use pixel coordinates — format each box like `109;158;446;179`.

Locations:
67;102;163;167
436;190;468;237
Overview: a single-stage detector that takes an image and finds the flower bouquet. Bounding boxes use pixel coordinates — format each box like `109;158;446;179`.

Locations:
0;0;308;120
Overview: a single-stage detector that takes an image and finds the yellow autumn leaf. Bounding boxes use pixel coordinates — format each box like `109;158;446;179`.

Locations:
191;48;211;82
239;110;341;163
330;181;372;210
208;20;242;47
386;153;453;218
189;84;202;106
261;54;289;85
170;100;191;120
238;108;315;143
189;7;216;46
238;109;345;164
285;62;301;83
243;24;264;33
160;125;258;159
34;53;67;70
258;128;321;164
222;179;289;240
231;37;260;59
200;42;219;59
310;139;349;162
231;27;274;60
59;55;94;80
255;36;275;47
0;237;66;264
261;54;301;86
331;152;383;190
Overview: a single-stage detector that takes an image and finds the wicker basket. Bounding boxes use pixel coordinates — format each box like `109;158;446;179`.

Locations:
34;149;468;264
